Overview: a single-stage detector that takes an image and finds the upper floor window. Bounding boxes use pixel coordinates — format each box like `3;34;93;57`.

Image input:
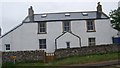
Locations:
5;44;10;50
86;20;95;32
63;21;71;32
39;39;46;49
88;38;96;46
38;22;46;34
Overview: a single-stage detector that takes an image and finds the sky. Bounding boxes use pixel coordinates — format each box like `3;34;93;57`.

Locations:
0;0;120;35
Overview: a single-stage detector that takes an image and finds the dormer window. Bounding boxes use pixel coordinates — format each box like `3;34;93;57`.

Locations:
41;14;47;18
65;13;70;16
82;13;88;16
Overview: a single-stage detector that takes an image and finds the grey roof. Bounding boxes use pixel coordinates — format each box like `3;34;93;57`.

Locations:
0;11;109;38
23;11;109;22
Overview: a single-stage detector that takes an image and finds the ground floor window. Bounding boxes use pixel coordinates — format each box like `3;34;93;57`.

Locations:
39;39;46;49
5;44;10;50
66;42;70;48
88;38;96;46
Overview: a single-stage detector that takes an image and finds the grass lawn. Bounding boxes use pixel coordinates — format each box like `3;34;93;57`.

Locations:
2;52;119;67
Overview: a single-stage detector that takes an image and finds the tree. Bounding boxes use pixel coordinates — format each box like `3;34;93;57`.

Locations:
109;7;120;31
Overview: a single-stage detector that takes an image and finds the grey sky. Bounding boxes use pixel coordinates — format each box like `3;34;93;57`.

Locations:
0;0;120;35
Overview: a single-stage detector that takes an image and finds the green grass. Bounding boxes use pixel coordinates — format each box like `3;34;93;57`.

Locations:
2;52;119;67
46;52;119;66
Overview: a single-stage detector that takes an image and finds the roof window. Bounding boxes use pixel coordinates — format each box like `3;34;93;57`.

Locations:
65;13;70;16
41;14;47;18
82;13;88;16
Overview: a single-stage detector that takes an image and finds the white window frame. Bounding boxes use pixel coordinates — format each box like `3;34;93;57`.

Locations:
38;22;46;34
66;42;70;48
88;38;96;46
63;21;71;32
5;44;10;50
87;20;95;32
39;39;46;49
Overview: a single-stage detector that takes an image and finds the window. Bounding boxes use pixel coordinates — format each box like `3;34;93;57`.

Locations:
88;38;96;46
41;14;47;18
63;21;71;32
86;20;95;32
38;22;46;33
82;12;88;16
66;42;70;48
65;13;70;16
39;39;46;49
5;44;10;50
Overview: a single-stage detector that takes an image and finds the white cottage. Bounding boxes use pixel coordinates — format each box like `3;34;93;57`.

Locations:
0;2;117;53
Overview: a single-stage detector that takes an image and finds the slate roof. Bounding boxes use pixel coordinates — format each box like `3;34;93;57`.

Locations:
0;11;109;38
23;11;109;22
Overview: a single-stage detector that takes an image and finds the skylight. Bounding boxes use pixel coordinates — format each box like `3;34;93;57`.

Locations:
41;14;47;18
65;13;70;16
82;13;88;16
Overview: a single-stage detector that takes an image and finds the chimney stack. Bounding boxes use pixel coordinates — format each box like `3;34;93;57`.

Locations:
97;2;102;12
28;6;34;21
96;2;102;18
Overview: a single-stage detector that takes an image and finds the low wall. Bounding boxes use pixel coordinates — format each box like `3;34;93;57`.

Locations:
55;44;120;59
2;50;45;63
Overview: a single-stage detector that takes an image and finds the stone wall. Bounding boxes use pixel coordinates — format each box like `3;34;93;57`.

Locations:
55;44;120;59
2;50;45;63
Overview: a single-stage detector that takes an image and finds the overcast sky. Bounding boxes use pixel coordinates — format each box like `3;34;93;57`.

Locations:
0;0;120;35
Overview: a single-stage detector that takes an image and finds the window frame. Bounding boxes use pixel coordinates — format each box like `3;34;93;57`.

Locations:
38;22;47;34
66;42;70;48
39;39;46;49
63;21;71;32
88;38;96;46
5;44;10;50
86;20;96;32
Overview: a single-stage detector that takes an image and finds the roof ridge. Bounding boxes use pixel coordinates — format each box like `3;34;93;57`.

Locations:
34;11;97;15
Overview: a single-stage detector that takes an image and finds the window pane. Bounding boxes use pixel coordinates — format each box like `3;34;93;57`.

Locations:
5;44;10;50
66;27;69;31
88;38;95;46
39;39;46;49
66;42;70;48
42;28;46;32
39;22;46;33
87;20;94;31
63;21;70;32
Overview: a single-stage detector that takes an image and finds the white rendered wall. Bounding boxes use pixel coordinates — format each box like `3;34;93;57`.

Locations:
71;19;117;46
57;32;80;49
1;19;117;53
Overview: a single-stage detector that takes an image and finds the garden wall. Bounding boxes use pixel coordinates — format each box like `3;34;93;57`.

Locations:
2;50;45;63
55;44;120;59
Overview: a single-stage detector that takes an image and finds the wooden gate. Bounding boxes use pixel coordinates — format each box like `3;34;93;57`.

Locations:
45;53;55;63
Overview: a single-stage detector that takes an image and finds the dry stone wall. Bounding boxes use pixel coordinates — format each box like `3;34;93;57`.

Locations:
2;50;45;63
55;44;120;59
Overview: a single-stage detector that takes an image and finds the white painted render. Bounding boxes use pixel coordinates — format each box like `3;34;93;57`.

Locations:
0;19;118;53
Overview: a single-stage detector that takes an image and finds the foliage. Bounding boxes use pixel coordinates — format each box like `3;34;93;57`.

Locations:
109;7;120;31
